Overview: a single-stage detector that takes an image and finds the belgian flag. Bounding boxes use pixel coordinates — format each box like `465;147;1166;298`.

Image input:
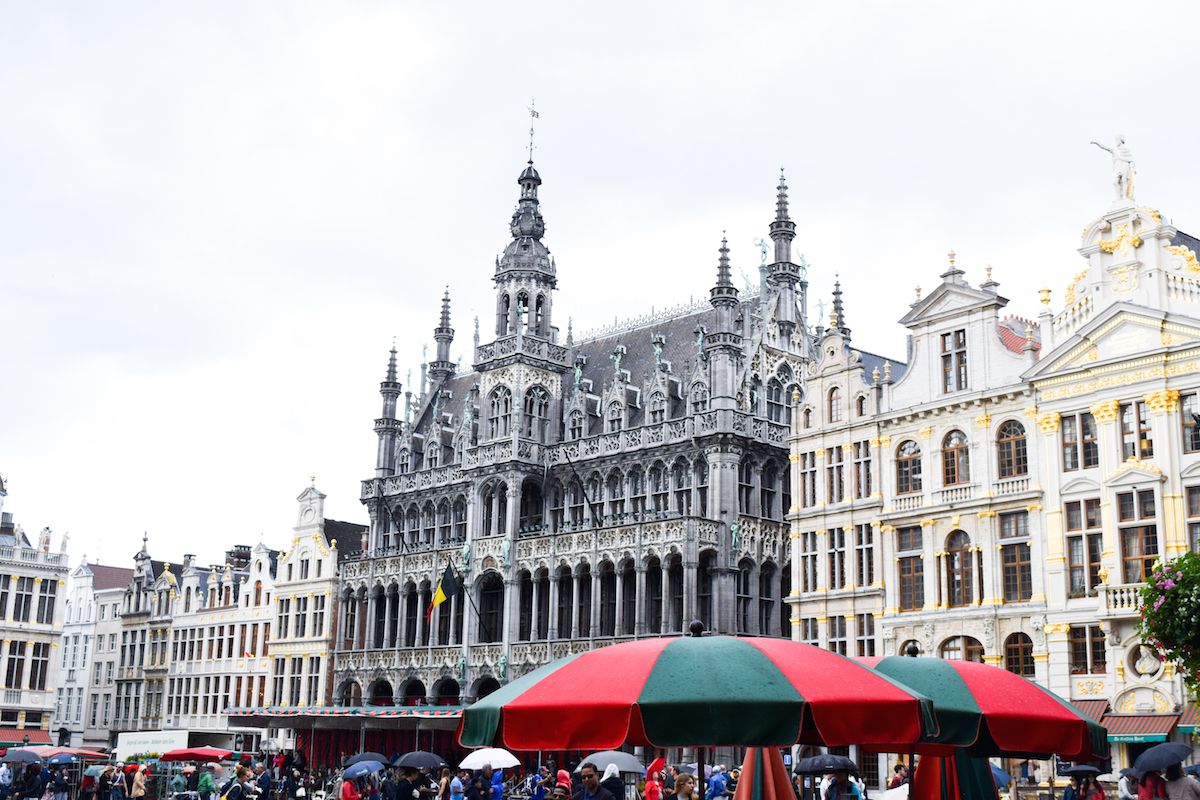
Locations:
426;563;460;622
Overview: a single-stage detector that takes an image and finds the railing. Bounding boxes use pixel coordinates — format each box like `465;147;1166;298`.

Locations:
475;335;569;366
893;494;924;512
935;484;976;504
1099;582;1142;616
1166;272;1200;304
0;546;67;566
1052;295;1094;341
2;690;20;704
994;476;1031;495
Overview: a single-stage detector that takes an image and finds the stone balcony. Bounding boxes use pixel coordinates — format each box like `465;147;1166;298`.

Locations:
0;546;67;567
1098;582;1142;617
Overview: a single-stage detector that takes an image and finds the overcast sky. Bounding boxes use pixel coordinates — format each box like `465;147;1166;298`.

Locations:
4;2;1199;570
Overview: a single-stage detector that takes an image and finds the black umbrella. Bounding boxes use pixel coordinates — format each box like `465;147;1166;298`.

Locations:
0;751;41;765
1184;765;1199;778
346;753;389;767
794;755;857;776
1120;768;1140;778
393;752;447;771
1060;766;1102;777
1133;743;1192;774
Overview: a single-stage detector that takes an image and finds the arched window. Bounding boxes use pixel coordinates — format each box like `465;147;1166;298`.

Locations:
396;448;410;474
697;550;717;630
422;502;436;544
645;555;662;634
607;401;624;433
519;480;543;533
567;479;585;526
898;639;921;656
477;572;504;643
694;460;709;517
498;294;510;336
780;563;792;638
750;376;762;414
587;472;603;524
546;482;564;532
668;554;684;632
534;567;550;640
606;470;625;518
736;558;754;633
628;466;646;517
690;384;709;413
672;458;691;515
802;407;813;429
942;430;970;486
766;379;785;423
183;588;191;613
534;294;546;336
522;386;550;441
895;440;922;494
254;581;263;606
568;409;585;441
620;559;636;636
946;531;974;607
576;564;592;635
437;500;451;544
1004;632;1034;676
598;561;617;637
488;386;513;439
738;457;755;513
997;421;1028;478
405;506;419;545
452;497;467;542
426;436;440;469
856;395;867;417
939;635;985;663
517;570;533;642
648;392;667;424
402;582;418;646
828;387;844;423
515;292;530;332
649;462;668;513
760;461;778;518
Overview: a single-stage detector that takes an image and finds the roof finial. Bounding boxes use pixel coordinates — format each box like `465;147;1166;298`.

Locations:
439;286;452;329
941;248;965;284
309;473;316;487
385;341;398;383
526;98;539;163
775;167;789;222
831;275;848;336
717;232;732;287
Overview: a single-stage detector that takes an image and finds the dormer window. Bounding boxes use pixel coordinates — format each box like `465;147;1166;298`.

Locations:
941;329;968;392
607;401;624;433
648;393;667;424
568;410;584;441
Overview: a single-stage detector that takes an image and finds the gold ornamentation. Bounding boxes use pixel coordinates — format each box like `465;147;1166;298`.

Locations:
814;448;825;458
1038;287;1052;306
1097;564;1109;585
1111;264;1139;294
1037;412;1061;433
919;518;936;527
1076;679;1105;696
788;453;799;463
1154;691;1171;713
1024;406;1039;418
1043;622;1071;635
881;524;896;533
1026;502;1044;512
1109;456;1162;479
950;515;961;527
918;426;933;439
1166;244;1200;275
1098;224;1142;255
1143;389;1180;414
1162;332;1178;346
974;414;992;428
1090;399;1121;423
977;510;998;519
1063;270;1087;305
879;435;892;447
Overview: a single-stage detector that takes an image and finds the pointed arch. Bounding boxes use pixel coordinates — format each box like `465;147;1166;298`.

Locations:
488;386;513;439
522;386;550;442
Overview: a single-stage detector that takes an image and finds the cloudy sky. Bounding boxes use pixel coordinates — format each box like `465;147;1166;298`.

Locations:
4;2;1199;569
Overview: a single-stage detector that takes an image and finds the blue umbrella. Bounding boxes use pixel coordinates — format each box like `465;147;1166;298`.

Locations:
343;761;385;780
48;755;76;766
990;763;1012;788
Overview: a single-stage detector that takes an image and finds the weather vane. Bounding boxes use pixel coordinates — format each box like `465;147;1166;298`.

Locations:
527;99;539;162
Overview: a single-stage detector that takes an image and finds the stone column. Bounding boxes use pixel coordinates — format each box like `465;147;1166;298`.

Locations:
590;569;601;638
547;574;559;640
660;560;670;633
1087;402;1121;574
532;576;543;640
634;565;646;636
570;573;580;638
683;560;696;626
614;568;625;636
1145;390;1187;555
448;592;459;647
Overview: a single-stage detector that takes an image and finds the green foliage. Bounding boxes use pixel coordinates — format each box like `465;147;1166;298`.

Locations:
1138;551;1200;696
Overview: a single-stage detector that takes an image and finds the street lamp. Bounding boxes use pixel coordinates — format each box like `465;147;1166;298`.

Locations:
21;734;28;747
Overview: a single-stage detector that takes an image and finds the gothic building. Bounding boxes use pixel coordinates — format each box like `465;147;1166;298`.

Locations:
338;163;821;705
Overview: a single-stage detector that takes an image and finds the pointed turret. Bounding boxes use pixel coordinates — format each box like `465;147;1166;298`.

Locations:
766;169;802;342
708;235;742;411
374;343;403;477
429;287;455;383
830;277;849;339
769;169;796;265
493;159;557;340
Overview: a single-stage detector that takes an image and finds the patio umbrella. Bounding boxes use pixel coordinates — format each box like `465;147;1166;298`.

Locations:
393;752;448;771
346;753;389;767
459;748;520;771
989;763;1011;788
84;766;105;778
459;629;934;750
733;748;792;800
859;656;1108;760
344;761;385;780
1133;743;1193;773
1059;765;1101;777
47;754;76;766
160;747;232;763
794;755;857;775
577;752;644;775
0;750;42;764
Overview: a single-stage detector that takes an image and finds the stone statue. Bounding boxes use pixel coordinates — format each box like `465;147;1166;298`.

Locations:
729;519;741;557
498;653;508;682
459;540;471;574
694;326;706;358
754;237;769;267
573;360;583;391
816;299;826;326
500;536;511;567
797;253;809;280
1134;645;1161;677
431;392;442;423
458;654;468;685
610;347;624;377
653;337;664;370
1091;135;1136;202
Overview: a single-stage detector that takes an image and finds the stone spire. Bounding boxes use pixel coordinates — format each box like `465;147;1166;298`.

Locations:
831;276;849;338
766;169;801;342
493;159;557;338
768;168;796;265
375;342;403;477
430;287;455;383
707;234;742;411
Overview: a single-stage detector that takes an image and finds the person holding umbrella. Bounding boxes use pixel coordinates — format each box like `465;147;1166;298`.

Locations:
1163;765;1200;800
1064;776;1082;800
198;769;216;800
578;765;614;800
822;771;860;800
51;767;69;800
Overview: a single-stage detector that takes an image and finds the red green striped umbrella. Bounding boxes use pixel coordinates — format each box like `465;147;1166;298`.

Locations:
459;634;935;750
732;748;792;800
860;656;1108;760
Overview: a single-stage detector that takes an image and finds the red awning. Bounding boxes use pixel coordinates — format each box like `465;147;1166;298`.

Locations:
1178;704;1199;733
1071;700;1110;724
1101;714;1178;743
0;729;51;746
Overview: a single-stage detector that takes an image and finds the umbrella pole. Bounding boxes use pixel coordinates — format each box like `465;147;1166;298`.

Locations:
697;748;705;800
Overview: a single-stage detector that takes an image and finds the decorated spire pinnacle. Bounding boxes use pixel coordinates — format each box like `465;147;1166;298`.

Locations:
439;287;451;330
385;340;398;383
831;276;847;335
775;168;789;223
717;234;733;287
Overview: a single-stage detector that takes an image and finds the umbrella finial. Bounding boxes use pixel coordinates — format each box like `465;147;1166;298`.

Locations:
688;619;705;637
904;642;920;657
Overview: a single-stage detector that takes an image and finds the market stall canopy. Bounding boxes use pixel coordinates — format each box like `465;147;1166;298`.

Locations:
160;747;233;763
460;629;933;750
733;748;792;800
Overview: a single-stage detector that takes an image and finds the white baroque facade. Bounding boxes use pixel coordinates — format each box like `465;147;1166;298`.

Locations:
788;159;1200;768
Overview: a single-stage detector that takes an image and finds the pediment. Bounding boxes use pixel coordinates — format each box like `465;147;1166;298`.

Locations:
1061;477;1102;495
1180;461;1200;479
1105;458;1166;487
1026;303;1200;381
899;283;1006;327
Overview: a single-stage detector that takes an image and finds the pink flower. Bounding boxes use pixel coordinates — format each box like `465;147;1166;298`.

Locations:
1164;579;1177;590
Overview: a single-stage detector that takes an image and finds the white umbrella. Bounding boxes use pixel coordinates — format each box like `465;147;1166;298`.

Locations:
459;748;520;771
882;784;909;800
577;752;645;775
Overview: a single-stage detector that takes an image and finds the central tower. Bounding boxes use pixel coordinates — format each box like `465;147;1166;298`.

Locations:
493;161;557;341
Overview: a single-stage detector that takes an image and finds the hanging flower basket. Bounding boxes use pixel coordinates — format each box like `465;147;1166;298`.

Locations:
1138;551;1200;696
